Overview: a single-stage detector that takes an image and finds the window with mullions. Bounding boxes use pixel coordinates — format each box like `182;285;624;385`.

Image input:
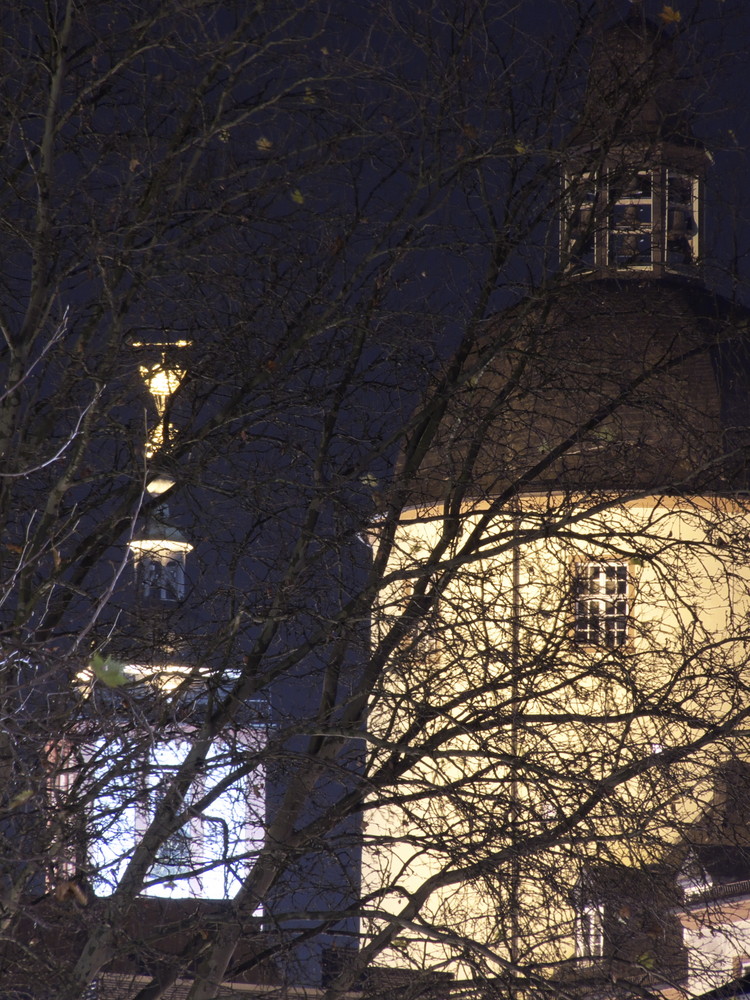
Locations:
573;562;629;647
149;754;195;886
608;172;653;267
81;732;265;900
567;172;597;269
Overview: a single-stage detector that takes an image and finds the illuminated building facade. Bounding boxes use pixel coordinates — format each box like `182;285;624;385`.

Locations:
365;4;750;996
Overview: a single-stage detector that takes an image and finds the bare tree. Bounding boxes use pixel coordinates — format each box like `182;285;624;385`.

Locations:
1;1;750;999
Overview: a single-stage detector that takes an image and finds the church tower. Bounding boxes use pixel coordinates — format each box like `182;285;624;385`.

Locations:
413;2;749;505
365;4;750;997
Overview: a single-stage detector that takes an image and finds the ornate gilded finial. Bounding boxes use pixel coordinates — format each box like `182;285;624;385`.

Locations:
139;355;184;459
131;339;191;460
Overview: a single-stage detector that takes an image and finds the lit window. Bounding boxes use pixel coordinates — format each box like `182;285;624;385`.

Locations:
129;510;193;604
82;731;265;900
573;562;629;647
576;901;605;962
138;549;186;602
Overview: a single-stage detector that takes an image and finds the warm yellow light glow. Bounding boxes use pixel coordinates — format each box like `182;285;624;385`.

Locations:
365;493;750;981
146;474;175;496
128;538;193;555
126;661;196;691
139;363;184;406
75;661;195;694
138;358;185;458
131;339;192;349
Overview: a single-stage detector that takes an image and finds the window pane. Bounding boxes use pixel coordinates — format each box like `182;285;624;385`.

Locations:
573;562;629;647
80;733;265;901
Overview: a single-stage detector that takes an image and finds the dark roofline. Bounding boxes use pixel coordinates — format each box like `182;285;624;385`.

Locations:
693;972;750;1000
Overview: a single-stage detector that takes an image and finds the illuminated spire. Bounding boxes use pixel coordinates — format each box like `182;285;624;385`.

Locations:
132;341;189;460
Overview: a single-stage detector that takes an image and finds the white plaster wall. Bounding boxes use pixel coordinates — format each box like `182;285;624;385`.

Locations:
365;494;750;976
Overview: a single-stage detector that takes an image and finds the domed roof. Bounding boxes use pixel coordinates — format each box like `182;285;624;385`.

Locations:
411;279;750;506
405;7;750;509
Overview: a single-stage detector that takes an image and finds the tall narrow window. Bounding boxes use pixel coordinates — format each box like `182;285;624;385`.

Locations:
567;172;597;269
608;171;653;267
576;901;605;962
573;562;629;647
666;170;699;266
138;549;186;602
147;740;196;890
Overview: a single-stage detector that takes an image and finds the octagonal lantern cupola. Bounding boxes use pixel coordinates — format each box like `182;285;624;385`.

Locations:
129;509;193;604
563;0;709;279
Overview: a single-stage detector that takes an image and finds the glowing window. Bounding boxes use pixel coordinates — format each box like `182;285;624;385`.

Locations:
573;562;629;647
82;731;265;900
576;901;605;962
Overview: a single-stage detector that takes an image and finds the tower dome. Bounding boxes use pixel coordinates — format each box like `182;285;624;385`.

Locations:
411;3;750;509
413;281;750;506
